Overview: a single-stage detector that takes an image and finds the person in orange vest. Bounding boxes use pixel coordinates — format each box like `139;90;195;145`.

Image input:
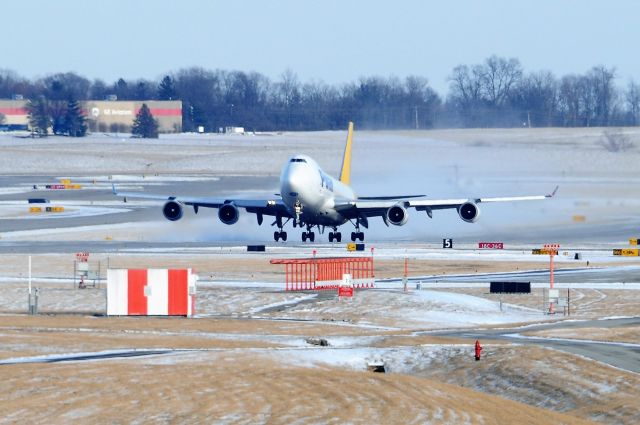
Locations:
475;339;482;361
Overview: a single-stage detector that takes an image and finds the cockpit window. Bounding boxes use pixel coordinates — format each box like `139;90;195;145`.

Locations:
289;158;307;163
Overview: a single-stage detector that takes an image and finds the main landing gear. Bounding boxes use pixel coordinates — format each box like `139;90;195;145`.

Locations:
350;222;364;241
273;215;288;242
328;230;342;243
301;224;315;242
274;230;287;242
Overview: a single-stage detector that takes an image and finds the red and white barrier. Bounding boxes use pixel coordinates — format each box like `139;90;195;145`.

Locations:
107;268;197;316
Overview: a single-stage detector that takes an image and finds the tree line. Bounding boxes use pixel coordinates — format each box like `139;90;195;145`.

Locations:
1;55;639;132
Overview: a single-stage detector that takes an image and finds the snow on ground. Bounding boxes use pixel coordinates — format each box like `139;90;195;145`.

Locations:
0;204;130;220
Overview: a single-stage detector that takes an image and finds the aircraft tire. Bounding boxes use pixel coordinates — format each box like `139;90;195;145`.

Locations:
328;232;334;243
336;232;342;242
281;232;287;241
310;232;315;242
274;231;280;242
351;232;356;242
302;232;307;242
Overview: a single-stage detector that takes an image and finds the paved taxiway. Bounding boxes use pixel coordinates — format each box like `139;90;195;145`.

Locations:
433;317;640;373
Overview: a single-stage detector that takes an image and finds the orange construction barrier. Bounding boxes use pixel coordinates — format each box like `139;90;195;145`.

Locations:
270;256;375;291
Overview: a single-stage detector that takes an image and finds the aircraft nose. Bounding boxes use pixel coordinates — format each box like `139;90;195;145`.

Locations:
286;165;305;195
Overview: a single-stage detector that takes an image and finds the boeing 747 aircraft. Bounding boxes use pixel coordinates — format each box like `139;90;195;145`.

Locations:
113;123;557;242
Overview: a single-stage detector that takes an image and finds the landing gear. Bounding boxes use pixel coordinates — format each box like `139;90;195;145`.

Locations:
272;215;289;242
274;231;287;242
301;223;317;242
328;231;342;243
349;220;365;242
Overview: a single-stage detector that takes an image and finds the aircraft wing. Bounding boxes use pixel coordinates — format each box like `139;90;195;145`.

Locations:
112;185;292;218
336;186;558;221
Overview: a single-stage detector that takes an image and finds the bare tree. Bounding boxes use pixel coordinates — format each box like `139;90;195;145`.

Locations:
587;66;617;126
558;75;582;126
40;72;90;101
512;71;558;127
482;55;523;107
448;64;485;126
626;80;640;126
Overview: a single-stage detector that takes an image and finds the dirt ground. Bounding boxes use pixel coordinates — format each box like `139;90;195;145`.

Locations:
1;255;639;423
0;315;614;425
0;353;595;425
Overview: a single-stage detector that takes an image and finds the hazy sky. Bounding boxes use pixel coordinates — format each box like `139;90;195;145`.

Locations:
2;0;639;94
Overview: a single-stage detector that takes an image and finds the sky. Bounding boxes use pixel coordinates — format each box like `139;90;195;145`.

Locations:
2;0;640;95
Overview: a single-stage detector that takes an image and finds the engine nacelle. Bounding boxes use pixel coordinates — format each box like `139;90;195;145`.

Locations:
218;203;240;225
162;200;183;221
458;201;480;223
386;204;409;226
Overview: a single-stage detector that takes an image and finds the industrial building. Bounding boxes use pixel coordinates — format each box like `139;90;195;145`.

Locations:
0;99;182;133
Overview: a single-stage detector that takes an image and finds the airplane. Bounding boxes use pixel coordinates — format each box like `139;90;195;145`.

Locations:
113;122;557;242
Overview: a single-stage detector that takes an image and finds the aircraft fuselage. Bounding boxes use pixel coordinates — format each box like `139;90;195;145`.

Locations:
280;154;355;227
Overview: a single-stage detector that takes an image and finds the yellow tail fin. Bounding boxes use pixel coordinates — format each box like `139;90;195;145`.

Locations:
339;122;354;185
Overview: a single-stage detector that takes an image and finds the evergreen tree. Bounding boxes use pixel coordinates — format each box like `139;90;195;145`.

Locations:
131;103;159;138
50;100;68;135
157;75;176;100
64;99;87;137
26;97;50;137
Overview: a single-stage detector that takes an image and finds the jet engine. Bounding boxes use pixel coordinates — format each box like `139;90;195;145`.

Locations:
386;204;408;226
458;201;480;223
162;200;183;221
218;203;240;225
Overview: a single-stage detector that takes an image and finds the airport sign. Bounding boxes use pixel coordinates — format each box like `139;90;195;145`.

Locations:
532;244;560;255
613;249;639;257
478;242;503;249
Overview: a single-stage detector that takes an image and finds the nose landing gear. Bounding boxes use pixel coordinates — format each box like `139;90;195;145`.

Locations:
302;224;315;242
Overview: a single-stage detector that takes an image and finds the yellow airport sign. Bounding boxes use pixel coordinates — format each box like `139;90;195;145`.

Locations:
44;206;65;213
613;249;640;257
630;238;639;246
346;243;357;251
29;207;42;213
532;248;558;255
572;215;586;222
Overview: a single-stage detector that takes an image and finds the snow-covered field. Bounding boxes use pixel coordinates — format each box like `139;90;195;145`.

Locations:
1;128;640;424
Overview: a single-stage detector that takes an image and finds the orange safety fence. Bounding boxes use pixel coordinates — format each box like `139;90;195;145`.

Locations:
270;257;375;291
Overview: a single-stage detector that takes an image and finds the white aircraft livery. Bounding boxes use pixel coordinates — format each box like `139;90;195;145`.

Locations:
113;122;557;242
